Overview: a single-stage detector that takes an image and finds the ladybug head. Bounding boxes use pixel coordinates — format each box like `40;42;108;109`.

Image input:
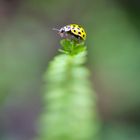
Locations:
53;27;64;37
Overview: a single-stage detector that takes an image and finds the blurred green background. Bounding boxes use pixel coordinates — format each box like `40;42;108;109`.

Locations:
0;0;140;140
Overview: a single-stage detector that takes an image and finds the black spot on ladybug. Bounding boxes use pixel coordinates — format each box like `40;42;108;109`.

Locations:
82;30;84;32
83;35;85;37
73;25;76;27
78;32;81;34
74;30;76;32
78;25;81;28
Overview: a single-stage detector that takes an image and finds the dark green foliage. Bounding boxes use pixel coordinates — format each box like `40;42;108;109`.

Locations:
37;39;99;140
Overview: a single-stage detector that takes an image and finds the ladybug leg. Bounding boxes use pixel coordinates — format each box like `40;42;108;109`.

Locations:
70;35;75;41
65;33;69;38
76;36;81;43
66;33;72;40
59;33;64;38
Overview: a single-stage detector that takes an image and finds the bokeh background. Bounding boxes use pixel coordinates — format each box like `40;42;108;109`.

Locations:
0;0;140;140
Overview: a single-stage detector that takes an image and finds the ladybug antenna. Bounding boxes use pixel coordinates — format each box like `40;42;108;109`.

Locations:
52;28;60;32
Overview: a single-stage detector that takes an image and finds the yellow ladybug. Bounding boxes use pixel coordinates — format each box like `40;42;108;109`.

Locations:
53;24;86;41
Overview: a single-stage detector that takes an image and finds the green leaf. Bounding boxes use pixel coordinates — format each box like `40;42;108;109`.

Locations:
60;39;86;55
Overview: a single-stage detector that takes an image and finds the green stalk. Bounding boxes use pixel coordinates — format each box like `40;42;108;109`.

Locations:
37;39;99;140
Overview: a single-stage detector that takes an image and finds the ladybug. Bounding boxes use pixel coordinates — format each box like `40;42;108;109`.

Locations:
53;24;86;41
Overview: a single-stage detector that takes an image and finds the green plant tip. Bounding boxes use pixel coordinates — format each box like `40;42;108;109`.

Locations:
59;39;86;55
